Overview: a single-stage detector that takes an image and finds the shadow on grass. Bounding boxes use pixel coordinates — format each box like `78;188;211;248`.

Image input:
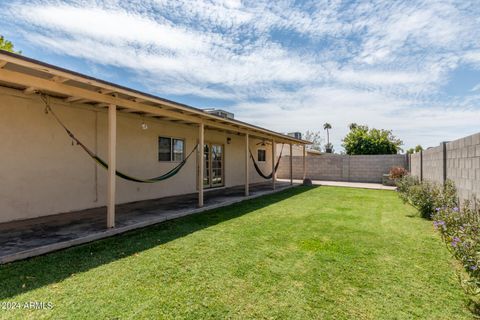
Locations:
467;300;480;316
0;186;314;300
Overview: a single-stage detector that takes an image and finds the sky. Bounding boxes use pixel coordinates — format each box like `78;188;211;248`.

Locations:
1;0;480;152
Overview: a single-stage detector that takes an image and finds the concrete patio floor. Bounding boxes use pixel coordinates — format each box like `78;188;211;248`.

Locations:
0;182;295;264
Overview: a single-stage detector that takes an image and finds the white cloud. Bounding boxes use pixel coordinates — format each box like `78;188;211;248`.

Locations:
472;84;480;92
2;0;480;150
231;86;480;150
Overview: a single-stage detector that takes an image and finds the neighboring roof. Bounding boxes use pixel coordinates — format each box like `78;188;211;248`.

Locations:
306;148;323;155
0;51;309;145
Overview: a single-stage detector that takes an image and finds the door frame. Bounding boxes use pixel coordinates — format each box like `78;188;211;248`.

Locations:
203;142;225;189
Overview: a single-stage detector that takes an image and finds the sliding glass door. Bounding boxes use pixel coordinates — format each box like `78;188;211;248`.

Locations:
203;143;224;188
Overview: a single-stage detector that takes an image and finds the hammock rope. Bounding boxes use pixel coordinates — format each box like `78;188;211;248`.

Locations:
40;94;197;183
249;144;284;179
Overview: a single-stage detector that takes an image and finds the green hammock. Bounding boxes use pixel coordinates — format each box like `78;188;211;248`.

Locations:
42;95;197;183
249;144;284;179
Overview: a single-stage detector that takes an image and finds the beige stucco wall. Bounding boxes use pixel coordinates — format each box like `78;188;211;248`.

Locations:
0;88;273;223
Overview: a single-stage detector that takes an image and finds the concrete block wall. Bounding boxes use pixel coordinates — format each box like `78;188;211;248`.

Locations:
410;152;422;178
422;144;444;185
410;132;480;201
277;154;407;183
348;155;407;183
446;133;480;201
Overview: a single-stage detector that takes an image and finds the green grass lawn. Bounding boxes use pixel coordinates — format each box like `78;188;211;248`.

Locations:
0;186;473;319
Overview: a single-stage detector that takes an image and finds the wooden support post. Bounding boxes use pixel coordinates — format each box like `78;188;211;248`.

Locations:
442;141;447;185
107;104;116;228
198;123;204;207
302;145;306;180
245;133;249;196
272;139;276;190
290;144;293;185
419;150;423;182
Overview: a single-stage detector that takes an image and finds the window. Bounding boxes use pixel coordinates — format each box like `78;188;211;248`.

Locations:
158;137;184;161
173;139;184;161
257;149;266;162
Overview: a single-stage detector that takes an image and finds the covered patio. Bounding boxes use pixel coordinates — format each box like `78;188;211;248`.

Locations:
0;182;297;264
0;52;311;264
0;51;308;226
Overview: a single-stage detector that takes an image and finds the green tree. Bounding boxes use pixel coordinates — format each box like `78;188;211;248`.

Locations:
303;130;323;151
406;145;423;154
342;124;403;155
0;35;21;54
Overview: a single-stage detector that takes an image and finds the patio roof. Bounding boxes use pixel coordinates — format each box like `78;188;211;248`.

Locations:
0;51;309;145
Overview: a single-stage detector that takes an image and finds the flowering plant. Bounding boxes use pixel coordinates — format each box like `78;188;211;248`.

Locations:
397;177;480;297
433;202;480;295
389;166;408;179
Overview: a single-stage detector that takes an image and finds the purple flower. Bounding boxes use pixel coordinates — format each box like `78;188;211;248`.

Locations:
451;237;461;247
435;207;441;212
470;265;478;271
453;207;459;212
433;220;446;231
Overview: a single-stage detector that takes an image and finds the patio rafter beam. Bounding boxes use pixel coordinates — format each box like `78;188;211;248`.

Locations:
0;68;204;124
122;108;140;113
23;87;36;95
98;88;114;95
0;62;305;145
64;96;84;103
51;75;69;83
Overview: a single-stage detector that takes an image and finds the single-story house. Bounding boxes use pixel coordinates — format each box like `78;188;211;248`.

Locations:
0;51;309;229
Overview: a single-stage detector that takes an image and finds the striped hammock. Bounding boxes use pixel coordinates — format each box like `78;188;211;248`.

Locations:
249;144;284;179
42;95;197;183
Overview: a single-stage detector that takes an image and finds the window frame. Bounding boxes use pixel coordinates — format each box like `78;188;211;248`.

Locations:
158;136;185;162
257;149;266;162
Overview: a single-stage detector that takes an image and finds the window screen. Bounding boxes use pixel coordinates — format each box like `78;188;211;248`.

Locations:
158;137;172;161
173;139;184;161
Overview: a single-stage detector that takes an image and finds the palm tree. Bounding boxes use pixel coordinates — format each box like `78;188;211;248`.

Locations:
348;123;358;130
0;35;21;54
323;123;332;153
323;123;332;144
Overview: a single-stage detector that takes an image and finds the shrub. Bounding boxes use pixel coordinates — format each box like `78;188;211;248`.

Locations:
396;177;480;298
433;201;480;296
389;167;408;179
396;175;419;203
396;177;457;220
408;181;442;219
